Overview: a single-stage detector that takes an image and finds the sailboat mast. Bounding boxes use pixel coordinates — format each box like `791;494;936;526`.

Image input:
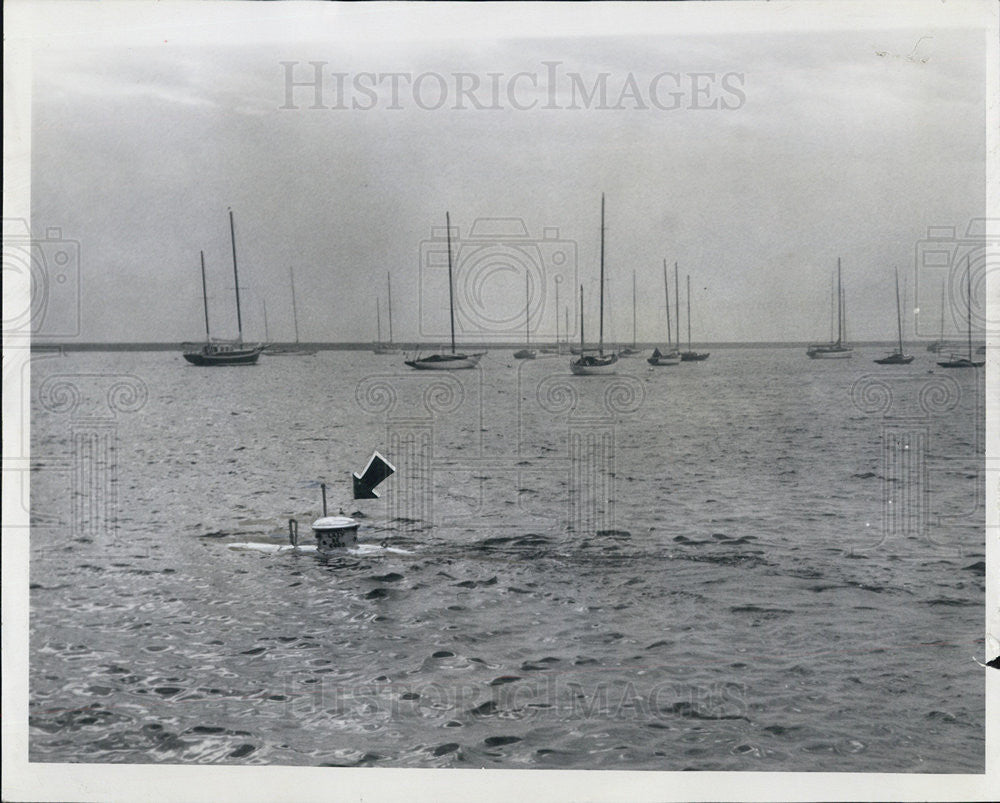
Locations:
663;260;672;348
579;285;585;352
565;307;569;349
387;272;394;345
446;212;456;354
686;274;692;350
895;268;903;354
555;280;560;346
199;251;210;341
262;299;269;341
229;209;244;343
290;267;301;344
836;257;842;346
376;298;382;344
939;281;945;344
525;270;530;346
674;262;680;350
599;194;606;355
632;270;637;348
966;256;973;360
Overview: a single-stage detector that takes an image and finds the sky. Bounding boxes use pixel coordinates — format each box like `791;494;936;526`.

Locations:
17;2;993;345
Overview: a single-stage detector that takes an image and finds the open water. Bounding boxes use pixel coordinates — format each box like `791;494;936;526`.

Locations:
27;347;985;771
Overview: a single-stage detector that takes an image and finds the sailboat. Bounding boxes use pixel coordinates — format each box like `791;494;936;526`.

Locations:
374;272;399;354
874;267;914;365
405;213;485;370
266;266;316;355
649;259;681;366
618;271;641;357
536;281;560;355
571;195;618;375
807;258;853;359
513;270;537;359
926;282;951;353
680;274;710;361
183;211;264;366
937;257;984;368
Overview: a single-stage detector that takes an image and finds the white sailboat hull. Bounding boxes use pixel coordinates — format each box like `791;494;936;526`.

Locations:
806;345;854;359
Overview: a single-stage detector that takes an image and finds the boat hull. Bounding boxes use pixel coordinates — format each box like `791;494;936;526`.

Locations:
874;352;914;365
680;351;710;362
183;344;263;365
570;354;619;375
937;357;984;368
405;352;484;370
647;348;680;366
806;345;854;359
513;349;537;359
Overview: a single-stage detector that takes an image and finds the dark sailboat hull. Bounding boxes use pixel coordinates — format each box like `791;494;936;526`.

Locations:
570;353;619;375
183;345;263;366
405;352;484;370
874;352;914;365
937;357;984;368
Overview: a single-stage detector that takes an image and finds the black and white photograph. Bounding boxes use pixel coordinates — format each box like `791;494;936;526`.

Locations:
3;1;997;801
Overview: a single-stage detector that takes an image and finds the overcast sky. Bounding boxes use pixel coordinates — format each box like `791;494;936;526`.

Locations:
20;2;991;344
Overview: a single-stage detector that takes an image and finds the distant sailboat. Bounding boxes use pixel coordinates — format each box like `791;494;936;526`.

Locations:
937;257;984;368
618;271;641;357
571;195;618;375
680;274;710;362
649;259;681;366
183;211;264;366
807;258;853;359
374;272;399;354
925;282;955;353
513;269;537;359
266;266;316;355
874;267;914;365
405;213;485;370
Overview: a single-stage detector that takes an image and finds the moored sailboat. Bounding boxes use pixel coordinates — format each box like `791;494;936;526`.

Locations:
513;269;537;359
874;268;914;365
374;272;399;354
648;260;680;366
405;212;484;370
680;273;710;362
807;258;853;359
571;195;618;375
183;211;264;366
618;271;641;357
266;266;316;355
937;257;984;368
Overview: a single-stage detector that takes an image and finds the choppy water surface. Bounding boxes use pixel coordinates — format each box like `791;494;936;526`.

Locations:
28;348;985;771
